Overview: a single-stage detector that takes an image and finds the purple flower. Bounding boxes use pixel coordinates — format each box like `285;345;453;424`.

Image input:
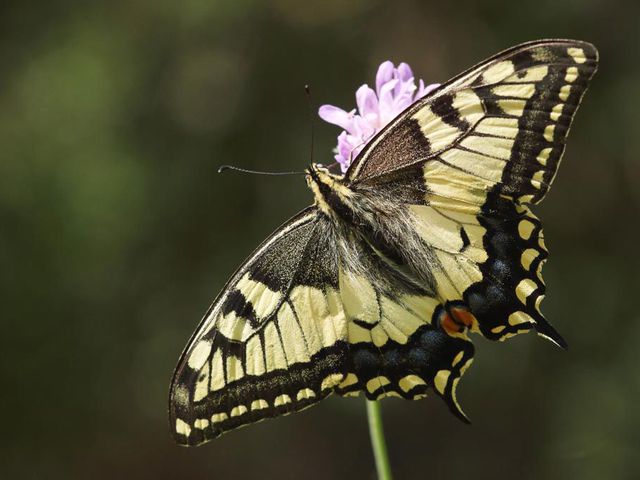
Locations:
318;61;439;173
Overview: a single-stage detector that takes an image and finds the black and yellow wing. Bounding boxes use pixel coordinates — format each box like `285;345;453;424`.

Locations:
170;40;597;446
170;208;473;446
169;208;345;445
346;39;598;345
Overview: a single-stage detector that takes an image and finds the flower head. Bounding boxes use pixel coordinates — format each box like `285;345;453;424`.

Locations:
318;61;439;173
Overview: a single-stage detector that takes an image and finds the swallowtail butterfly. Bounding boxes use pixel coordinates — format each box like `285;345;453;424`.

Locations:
170;39;598;446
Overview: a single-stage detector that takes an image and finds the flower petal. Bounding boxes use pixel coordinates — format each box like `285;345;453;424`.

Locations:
416;80;440;99
378;78;399;105
375;61;395;94
392;79;417;111
336;131;365;172
319;60;438;172
355;84;378;117
318;105;354;131
396;62;414;83
335;132;351;167
353;115;376;140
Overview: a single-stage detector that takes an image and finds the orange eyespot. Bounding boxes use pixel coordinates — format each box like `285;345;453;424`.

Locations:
440;312;464;336
449;306;477;330
438;304;478;337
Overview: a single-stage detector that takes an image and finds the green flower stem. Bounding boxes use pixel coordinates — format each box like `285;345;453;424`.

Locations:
366;400;393;480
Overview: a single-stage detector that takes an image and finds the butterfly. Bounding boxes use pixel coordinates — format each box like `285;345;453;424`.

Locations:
169;39;598;446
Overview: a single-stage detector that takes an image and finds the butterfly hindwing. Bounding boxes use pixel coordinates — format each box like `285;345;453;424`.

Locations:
407;192;557;343
334;232;474;419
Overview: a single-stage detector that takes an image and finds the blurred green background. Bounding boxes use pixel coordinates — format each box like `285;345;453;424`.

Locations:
1;0;638;478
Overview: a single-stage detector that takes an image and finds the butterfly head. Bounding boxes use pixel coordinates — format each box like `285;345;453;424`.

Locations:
305;163;354;218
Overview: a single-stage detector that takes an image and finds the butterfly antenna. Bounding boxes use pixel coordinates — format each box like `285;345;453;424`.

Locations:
305;84;315;165
217;165;305;176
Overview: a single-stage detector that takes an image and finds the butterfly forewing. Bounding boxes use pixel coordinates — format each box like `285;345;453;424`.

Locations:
170;208;351;445
347;39;598;199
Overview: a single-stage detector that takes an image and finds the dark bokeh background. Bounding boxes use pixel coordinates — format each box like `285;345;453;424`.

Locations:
2;1;639;478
